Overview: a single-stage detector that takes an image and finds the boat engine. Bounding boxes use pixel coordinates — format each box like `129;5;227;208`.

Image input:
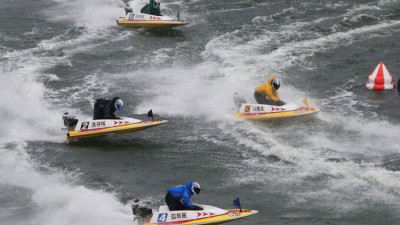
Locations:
233;93;246;108
62;112;78;130
132;200;152;218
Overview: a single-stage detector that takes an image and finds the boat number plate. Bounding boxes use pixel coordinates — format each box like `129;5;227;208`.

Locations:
81;122;89;130
157;213;168;222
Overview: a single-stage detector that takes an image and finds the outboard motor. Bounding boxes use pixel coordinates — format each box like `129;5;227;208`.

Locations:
132;199;153;218
62;112;78;130
233;92;246;108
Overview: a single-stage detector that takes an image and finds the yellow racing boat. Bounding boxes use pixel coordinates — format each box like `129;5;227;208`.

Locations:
117;12;188;28
62;112;167;140
132;203;258;225
234;98;319;120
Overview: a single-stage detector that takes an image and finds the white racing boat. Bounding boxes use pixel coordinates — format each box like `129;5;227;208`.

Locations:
132;201;258;225
234;98;319;120
117;12;188;28
62;110;167;140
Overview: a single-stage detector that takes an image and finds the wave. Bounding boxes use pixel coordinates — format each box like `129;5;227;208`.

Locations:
0;1;140;223
0;142;133;225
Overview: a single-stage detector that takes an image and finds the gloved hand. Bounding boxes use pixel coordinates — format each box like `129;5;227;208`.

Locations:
193;205;203;210
276;100;286;106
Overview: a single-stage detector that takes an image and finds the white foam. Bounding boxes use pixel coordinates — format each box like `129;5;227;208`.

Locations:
129;6;400;121
221;118;400;211
47;0;125;28
378;0;400;6
2;0;400;218
123;61;253;120
0;69;64;143
159;4;400;212
0;1;158;223
0;18;136;225
0;142;134;225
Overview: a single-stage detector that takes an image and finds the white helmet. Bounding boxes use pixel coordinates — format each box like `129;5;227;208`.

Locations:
191;182;201;196
115;99;124;111
153;0;161;8
272;78;281;91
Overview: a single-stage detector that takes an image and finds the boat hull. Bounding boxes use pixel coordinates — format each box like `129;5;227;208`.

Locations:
117;13;188;28
142;205;258;225
234;103;319;120
67;118;167;140
117;19;188;27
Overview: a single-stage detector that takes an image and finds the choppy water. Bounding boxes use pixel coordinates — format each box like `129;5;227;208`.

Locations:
1;0;400;224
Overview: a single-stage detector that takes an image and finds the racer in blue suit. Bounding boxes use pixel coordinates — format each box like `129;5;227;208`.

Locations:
165;181;202;211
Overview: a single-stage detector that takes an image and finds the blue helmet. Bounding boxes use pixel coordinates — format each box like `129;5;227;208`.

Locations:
153;0;160;9
272;78;281;91
115;99;124;111
191;182;201;196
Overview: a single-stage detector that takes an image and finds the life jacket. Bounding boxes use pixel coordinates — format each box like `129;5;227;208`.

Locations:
167;181;195;209
255;77;280;102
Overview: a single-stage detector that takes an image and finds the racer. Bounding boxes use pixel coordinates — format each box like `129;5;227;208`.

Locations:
140;0;162;16
93;97;124;120
165;181;203;211
254;77;285;106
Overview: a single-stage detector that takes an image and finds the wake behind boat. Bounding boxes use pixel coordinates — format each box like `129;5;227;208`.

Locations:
234;98;319;120
62;111;167;140
132;202;258;225
117;12;188;28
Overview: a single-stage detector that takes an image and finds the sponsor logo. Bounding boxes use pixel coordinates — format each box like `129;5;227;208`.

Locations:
170;212;187;220
92;121;105;128
228;212;240;217
135;14;144;19
244;105;251;112
252;106;265;112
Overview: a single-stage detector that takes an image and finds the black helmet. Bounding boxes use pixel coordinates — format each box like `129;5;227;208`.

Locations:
272;78;281;90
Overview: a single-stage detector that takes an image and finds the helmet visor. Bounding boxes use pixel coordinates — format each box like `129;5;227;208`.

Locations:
115;99;124;111
193;187;200;195
272;80;280;90
191;182;201;196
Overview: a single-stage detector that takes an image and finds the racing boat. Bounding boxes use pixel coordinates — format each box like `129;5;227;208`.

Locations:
132;201;258;225
62;110;167;140
117;12;188;28
234;98;319;120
